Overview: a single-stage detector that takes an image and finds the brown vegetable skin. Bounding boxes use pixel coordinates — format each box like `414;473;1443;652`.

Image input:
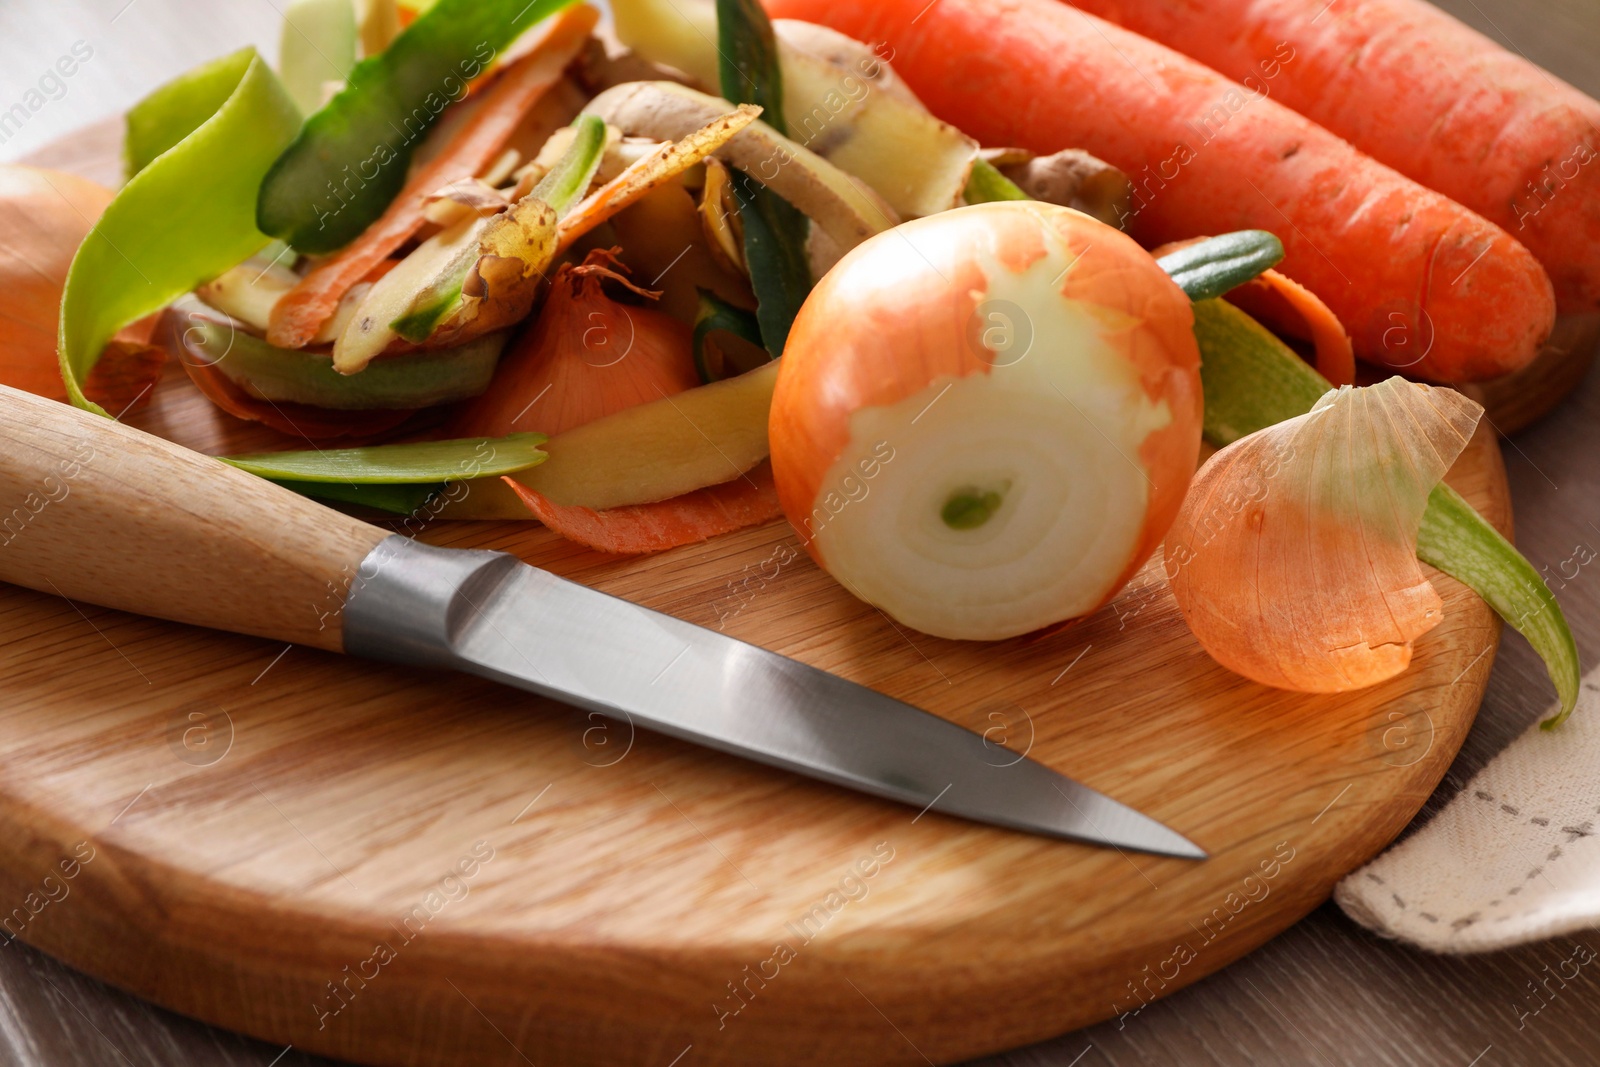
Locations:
765;0;1556;382
1070;0;1600;314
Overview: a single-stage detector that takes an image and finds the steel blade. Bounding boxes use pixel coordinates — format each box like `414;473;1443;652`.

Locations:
344;537;1204;859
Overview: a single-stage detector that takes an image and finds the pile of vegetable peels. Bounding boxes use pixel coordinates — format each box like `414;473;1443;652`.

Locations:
10;0;1587;719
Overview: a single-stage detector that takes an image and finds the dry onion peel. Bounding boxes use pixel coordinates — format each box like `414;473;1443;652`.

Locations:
1194;299;1579;723
1168;377;1479;692
770;201;1202;640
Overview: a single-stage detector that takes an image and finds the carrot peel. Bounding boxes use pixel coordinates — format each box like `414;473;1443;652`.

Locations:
1223;270;1356;388
503;462;781;554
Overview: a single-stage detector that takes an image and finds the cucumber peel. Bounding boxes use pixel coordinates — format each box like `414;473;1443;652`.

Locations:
62;48;301;416
257;0;578;252
223;433;547;484
181;315;504;409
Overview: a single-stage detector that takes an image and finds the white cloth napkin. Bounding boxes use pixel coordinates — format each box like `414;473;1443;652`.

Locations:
1335;673;1600;953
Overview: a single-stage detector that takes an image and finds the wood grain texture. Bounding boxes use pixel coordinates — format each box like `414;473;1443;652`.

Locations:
0;350;1508;1067
0;0;1595;1065
0;386;389;652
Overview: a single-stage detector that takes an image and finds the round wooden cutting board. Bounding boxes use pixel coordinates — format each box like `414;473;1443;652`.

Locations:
0;131;1523;1066
0;371;1509;1067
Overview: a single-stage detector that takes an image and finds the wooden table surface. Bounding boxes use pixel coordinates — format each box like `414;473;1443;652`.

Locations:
4;1;1600;1064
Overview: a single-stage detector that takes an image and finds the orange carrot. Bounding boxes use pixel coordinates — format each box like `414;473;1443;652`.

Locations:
766;0;1556;383
503;462;782;553
266;5;597;350
1069;0;1600;314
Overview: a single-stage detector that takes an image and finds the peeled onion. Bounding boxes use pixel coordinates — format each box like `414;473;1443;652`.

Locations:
769;201;1202;640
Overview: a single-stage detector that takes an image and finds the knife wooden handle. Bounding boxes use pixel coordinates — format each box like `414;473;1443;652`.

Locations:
0;385;389;652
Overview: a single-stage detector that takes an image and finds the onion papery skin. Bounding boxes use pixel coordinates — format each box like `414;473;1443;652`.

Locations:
1166;377;1482;692
453;249;701;438
770;201;1202;640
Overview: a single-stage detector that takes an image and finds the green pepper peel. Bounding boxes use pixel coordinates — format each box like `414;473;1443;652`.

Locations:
60;48;301;417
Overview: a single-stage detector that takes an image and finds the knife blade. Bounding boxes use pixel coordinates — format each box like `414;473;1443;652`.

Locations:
344;536;1204;858
0;386;1202;859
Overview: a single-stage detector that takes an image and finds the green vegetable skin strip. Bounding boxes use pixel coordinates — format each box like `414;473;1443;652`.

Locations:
279;0;357;117
60;49;301;416
1190;296;1580;724
257;0;576;253
692;288;765;383
222;433;547;484
963;158;1030;203
531;114;609;216
274;480;446;516
1156;231;1285;303
717;0;812;357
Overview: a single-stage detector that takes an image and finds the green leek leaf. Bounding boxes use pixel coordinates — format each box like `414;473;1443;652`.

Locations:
61;48;301;416
1190;297;1580;724
257;0;577;253
222;433;547;484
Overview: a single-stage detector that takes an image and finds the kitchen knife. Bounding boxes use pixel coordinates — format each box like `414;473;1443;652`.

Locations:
0;386;1203;859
